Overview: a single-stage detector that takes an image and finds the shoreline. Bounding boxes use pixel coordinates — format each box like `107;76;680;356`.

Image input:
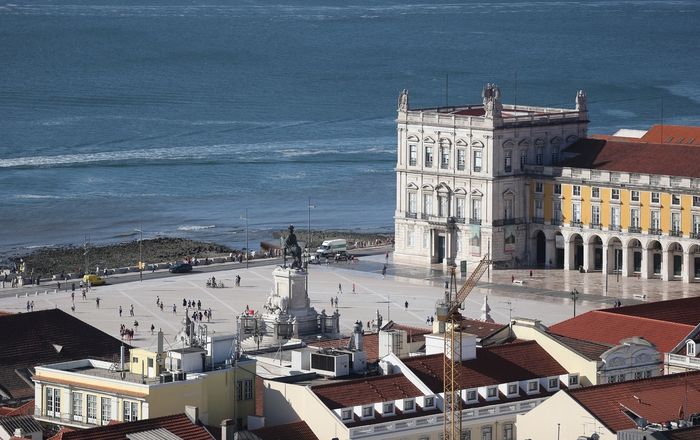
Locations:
5;230;393;277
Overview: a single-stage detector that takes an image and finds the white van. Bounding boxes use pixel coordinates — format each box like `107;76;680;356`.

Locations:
316;239;347;257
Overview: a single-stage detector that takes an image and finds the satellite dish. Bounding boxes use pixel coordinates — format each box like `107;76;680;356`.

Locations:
636;417;648;428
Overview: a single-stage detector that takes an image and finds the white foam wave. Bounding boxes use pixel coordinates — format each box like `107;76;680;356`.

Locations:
177;225;216;231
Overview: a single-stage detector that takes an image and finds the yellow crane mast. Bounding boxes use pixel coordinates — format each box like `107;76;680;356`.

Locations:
437;256;491;440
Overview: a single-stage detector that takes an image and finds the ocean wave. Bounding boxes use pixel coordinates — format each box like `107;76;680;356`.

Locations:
177;225;216;231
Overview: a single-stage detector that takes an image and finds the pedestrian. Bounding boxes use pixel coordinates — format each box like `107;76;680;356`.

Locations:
95;297;100;308
173;304;177;315
160;302;163;312
26;300;30;312
352;283;356;293
199;311;203;321
405;301;409;310
367;320;370;329
430;316;434;325
530;269;533;278
385;251;389;260
334;296;338;308
208;308;212;319
80;280;84;289
71;304;75;313
183;298;187;307
130;304;134;316
382;265;387;279
82;289;87;300
330;297;333;308
57;281;61;292
156;296;160;306
119;306;122;317
30;300;34;311
134;320;139;333
426;316;430;325
197;300;201;310
151;324;155;335
511;275;515;283
152;264;156;273
72;283;75;292
71;291;75;303
338;283;342;294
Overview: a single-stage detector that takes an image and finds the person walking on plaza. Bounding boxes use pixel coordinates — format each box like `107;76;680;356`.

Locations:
382;265;387;279
330;297;333;308
338;283;342;294
529;269;533;279
405;301;409;311
511;275;515;284
151;324;155;335
352;283;355;293
30;301;34;311
95;297;100;308
173;304;177;315
130;304;134;316
119;305;122;317
334;296;338;308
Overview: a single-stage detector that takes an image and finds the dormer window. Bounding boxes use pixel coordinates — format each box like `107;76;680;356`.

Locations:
687;340;696;357
528;381;538;392
424;396;435;408
362;406;373;418
466;390;477;401
548;378;559;389
487;387;497;398
383;403;394;415
341;409;352;421
507;383;518;395
404;399;415;411
569;375;579;386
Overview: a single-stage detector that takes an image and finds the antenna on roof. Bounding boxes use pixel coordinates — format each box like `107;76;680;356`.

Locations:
661;97;664;143
514;68;518;113
445;73;449;109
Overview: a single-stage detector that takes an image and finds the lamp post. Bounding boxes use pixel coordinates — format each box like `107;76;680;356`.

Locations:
308;196;315;267
570;288;579;317
240;209;249;269
135;221;143;282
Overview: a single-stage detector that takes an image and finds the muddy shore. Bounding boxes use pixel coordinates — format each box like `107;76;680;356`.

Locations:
7;231;392;277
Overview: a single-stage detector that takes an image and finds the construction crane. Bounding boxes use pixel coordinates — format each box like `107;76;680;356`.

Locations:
437;255;491;440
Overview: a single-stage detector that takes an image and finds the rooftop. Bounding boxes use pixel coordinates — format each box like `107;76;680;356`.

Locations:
47;413;214;440
548;310;695;354
249;420;319;440
402;340;568;393
604;296;700;327
312;373;422;409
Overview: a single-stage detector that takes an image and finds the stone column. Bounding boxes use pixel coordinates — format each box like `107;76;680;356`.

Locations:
564;236;573;270
683;250;692;283
583;240;591;272
663;249;673;281
622;244;631;277
602;244;609;275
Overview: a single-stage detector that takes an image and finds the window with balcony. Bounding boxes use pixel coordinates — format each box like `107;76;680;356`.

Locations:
591;205;600;228
409;145;417;166
458;149;466;171
612;189;620;200
592;187;600;198
651;192;660;203
631;190;640;202
672;194;681;205
611;207;621;230
46;387;61;418
534;200;543;223
553;202;562;225
473;150;482;172
504;150;512;172
520;149;527;171
439;195;448;217
572;203;581;223
505;199;513;220
672;212;681;234
457;198;465;219
551;147;559;164
535;146;543;165
472;199;481;221
630;208;640;233
650;210;660;233
425;146;433;168
535;182;543;193
554;184;561;195
693;215;700;238
573;185;581;196
441;145;450;169
423;194;432;216
407;192;416;215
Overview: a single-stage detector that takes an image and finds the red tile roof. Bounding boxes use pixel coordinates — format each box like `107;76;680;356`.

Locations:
47;427;75;440
548;334;613;360
383;322;433;343
51;413;213;440
640;124;700;145
402;340;568;393
460;318;507;339
312;373;423;409
548;310;695;354
0;309;130;400
308;332;380;363
567;371;700;433
557;136;700;178
250;420;319;440
604;296;700;327
0;400;35;417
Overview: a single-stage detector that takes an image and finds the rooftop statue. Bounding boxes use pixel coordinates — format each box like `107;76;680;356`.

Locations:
576;90;587;112
281;224;302;269
481;83;502;118
398;89;409;112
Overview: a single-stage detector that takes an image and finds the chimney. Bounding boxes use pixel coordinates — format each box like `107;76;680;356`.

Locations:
185;405;199;424
220;418;235;440
353;321;363;351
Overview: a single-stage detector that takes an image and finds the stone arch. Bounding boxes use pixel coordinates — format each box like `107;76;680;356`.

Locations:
471;140;484;148
588;234;604;271
407;135;420;142
535;230;546;266
502;139;516;148
423;136;435;144
518;139;531;148
406;182;418;190
568;232;585;270
666;241;684;278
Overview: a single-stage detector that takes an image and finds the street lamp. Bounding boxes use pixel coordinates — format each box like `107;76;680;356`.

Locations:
570;288;579;317
240;209;249;269
135;221;143;282
308;196;315;267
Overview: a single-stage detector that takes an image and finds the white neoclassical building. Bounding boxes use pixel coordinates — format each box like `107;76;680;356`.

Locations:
394;86;700;282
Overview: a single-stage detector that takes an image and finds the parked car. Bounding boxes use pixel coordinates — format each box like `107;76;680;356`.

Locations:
169;262;193;273
334;251;350;262
82;274;105;286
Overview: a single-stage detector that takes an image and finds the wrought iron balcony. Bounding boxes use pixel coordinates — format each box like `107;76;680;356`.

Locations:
469;218;482;225
425;160;433;168
473;166;481;173
493;218;518;227
441;162;449;169
628;226;641;234
409;159;416;166
421;213;429;220
405;212;417;219
648;228;662;235
670;229;683;237
533;217;544;224
609;225;621;232
691;232;700;239
570;220;583;228
457;163;465;171
550;219;562;226
455;217;466;224
589;222;601;230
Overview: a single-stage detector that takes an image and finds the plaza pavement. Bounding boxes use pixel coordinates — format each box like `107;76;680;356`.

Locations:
2;250;700;350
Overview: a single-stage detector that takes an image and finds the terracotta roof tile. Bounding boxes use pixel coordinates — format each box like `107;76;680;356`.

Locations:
0;309;130;400
0;400;35;417
55;413;213;440
460;318;507;339
567;371;700;433
312;373;423;409
604;296;700;327
640;125;700;144
47;427;75;440
383;322;432;342
402;340;568;393
308;332;380;363
557;135;700;178
548;310;694;354
250;420;319;440
548;334;614;360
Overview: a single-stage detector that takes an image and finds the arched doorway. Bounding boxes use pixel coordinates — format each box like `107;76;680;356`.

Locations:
608;237;622;274
589;235;603;271
554;232;564;268
649;240;662;275
629;239;643;273
570;233;584;270
691;245;700;280
536;231;546;267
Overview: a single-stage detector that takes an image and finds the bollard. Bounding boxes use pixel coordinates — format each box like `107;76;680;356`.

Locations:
45;290;48;295
15;294;18;298
35;292;38;296
25;292;28;297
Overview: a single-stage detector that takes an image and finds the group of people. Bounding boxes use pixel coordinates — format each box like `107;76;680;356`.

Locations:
119;323;136;341
353;237;394;248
